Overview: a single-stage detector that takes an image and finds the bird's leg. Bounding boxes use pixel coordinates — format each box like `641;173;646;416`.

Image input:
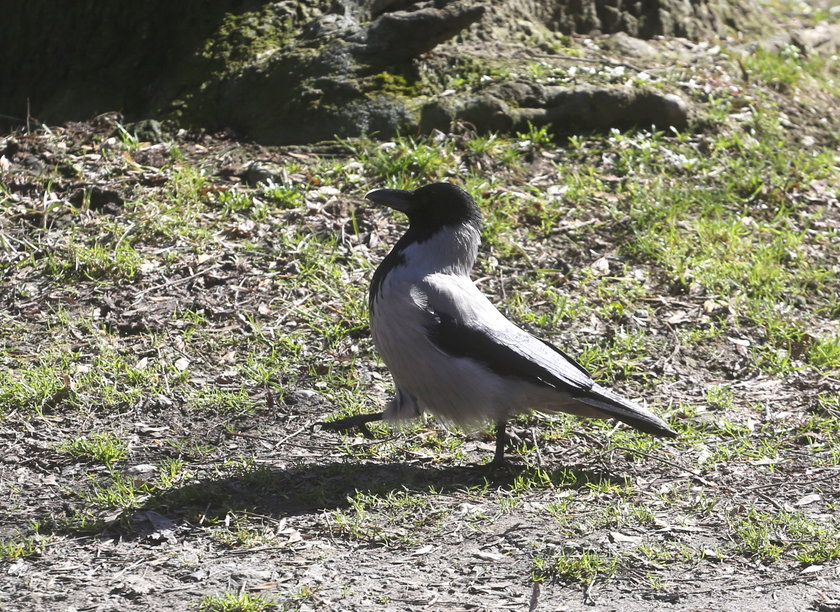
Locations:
319;412;384;439
490;419;508;468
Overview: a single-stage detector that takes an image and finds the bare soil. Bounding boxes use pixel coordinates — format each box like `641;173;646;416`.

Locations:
2;28;840;612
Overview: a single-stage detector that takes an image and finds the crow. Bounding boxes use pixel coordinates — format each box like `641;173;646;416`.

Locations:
323;183;676;466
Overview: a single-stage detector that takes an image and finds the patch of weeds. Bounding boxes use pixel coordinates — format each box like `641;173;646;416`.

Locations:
465;132;502;157
585;478;633;496
476;188;531;250
497;143;524;168
679;323;726;344
9;337;175;415
808;334;840;371
751;344;797;374
439;56;511;93
546;495;575;525
46;509;107;537
369;70;421;96
576;328;654;381
704;384;734;409
263;182;305;208
44;236;144;282
551;161;608;206
0;535;45;561
115;123;141;150
170;165;210;203
210;513;278;549
189;388;257;415
738;45;808;92
409;427;468;461
217;188;261;219
504;280;588;331
267;229;370;351
355;135;455;186
615;109;837;376
168;143;184;161
166;438;218;461
606;423;673;455
656;482;721;517
197;591;276;612
814;393;840;418
154;457;189;488
579;268;651;322
58;432;129;465
0;353;74;415
634;541;710;566
515;121;554;149
729;508;840;564
327;488;444;547
698;424;783;467
536;414;580;445
239;347;294;393
83;471;154;512
508;465;554;490
532;547;618;583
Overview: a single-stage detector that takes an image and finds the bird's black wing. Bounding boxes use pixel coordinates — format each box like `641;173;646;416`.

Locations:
538;337;592;379
417;276;676;437
425;309;594;393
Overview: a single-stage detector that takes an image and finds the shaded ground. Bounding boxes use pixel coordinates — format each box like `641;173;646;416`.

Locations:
2;13;840;612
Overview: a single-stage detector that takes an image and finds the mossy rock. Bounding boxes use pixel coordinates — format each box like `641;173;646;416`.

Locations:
3;0;764;143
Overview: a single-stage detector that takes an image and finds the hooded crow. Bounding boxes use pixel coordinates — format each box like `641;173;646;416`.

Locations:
324;182;677;466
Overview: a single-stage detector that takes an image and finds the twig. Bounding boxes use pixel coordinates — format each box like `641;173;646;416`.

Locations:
659;320;682;368
275;424;310;447
530;427;543;467
225;429;397;451
613;445;715;486
110;558;148;582
740;480;788;492
741;469;840;494
755;491;785;511
133;264;221;299
227;431;277;444
675;574;820;596
113;223;136;257
529;582;540;612
583;574;597;605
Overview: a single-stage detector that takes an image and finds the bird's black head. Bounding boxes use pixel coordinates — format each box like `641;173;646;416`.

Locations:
365;183;481;231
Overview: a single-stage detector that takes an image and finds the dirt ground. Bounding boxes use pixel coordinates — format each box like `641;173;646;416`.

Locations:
2;13;840;612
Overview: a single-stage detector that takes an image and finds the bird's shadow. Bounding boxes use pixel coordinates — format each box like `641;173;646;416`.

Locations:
107;460;628;540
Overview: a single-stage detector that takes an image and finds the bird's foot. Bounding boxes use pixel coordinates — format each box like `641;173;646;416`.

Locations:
480;421;531;475
319;412;384;439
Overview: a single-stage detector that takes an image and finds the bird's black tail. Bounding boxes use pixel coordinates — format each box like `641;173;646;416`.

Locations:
575;383;677;438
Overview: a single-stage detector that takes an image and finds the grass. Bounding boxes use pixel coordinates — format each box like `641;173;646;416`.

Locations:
0;30;838;608
533;547;619;583
352;136;456;187
58;432;129;465
43;237;144;282
0;536;44;561
738;44;834;93
198;592;276;612
0;355;73;415
729;508;840;564
326;488;447;547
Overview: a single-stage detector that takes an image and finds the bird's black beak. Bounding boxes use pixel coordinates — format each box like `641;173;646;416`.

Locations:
365;188;413;213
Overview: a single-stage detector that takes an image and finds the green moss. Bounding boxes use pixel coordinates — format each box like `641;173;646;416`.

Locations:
369;71;422;96
167;4;325;125
202;8;298;73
